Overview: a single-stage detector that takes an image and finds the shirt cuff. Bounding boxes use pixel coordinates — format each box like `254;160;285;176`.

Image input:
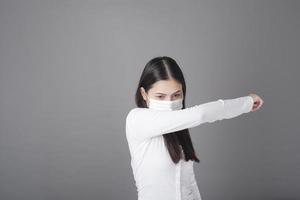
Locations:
246;95;254;112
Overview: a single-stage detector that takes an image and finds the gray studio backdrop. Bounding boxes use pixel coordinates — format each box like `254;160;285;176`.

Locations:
0;1;299;200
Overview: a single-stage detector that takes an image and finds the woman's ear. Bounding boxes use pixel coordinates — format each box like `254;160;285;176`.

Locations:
140;87;147;101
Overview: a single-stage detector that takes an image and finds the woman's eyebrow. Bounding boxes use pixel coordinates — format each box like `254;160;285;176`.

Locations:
172;90;182;94
155;90;181;95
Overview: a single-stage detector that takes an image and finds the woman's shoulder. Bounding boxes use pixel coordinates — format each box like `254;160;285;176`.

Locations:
125;107;149;140
127;107;143;114
126;107;145;122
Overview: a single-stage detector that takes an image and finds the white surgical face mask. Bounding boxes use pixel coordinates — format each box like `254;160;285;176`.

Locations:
148;98;183;111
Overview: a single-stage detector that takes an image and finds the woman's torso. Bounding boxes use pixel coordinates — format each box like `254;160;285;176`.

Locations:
126;133;201;200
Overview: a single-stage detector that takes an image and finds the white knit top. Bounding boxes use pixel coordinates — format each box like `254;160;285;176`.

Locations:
125;96;254;200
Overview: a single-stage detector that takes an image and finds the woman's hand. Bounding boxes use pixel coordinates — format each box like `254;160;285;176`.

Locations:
248;93;264;112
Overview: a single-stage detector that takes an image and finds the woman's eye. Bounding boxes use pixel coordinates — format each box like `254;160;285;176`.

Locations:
175;94;181;97
157;96;163;99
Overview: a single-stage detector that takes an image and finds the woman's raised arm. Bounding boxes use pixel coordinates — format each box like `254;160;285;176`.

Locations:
126;95;254;141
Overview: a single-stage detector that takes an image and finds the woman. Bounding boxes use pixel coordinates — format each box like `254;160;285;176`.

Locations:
125;56;263;200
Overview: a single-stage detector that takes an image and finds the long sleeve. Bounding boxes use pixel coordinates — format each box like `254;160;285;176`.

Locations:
126;95;254;141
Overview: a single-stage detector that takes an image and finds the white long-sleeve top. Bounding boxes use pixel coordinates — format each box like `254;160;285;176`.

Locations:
125;96;254;200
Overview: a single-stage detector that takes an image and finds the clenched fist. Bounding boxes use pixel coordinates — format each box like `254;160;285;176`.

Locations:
248;93;264;112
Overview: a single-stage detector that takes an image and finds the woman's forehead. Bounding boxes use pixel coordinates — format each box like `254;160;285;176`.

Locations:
149;80;182;94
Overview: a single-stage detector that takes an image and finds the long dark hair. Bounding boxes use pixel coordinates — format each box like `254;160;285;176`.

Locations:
134;56;200;164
